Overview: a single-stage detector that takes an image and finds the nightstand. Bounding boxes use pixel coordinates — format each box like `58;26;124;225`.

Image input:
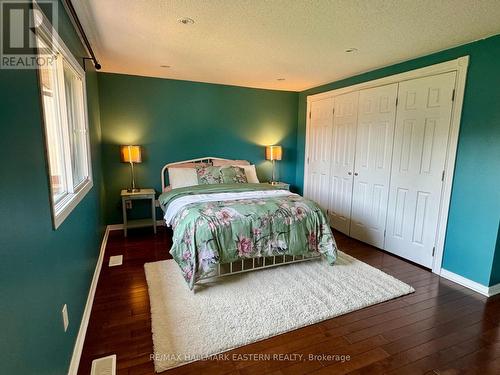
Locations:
269;182;290;190
121;188;156;237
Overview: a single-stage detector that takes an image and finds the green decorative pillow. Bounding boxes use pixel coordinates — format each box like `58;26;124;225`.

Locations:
195;165;222;184
220;166;248;184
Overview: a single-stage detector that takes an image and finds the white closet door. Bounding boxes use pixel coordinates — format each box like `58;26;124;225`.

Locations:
304;97;334;209
350;84;398;248
385;72;456;267
329;91;359;234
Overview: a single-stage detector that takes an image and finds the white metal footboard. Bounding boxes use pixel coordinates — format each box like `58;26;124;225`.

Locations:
196;253;322;284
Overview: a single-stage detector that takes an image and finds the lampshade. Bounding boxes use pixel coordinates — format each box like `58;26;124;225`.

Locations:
265;145;282;161
120;145;142;163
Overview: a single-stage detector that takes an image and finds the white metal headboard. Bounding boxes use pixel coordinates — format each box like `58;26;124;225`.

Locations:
161;157;234;192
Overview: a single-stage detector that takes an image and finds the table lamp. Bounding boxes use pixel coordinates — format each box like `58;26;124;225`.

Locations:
120;145;142;192
265;145;282;184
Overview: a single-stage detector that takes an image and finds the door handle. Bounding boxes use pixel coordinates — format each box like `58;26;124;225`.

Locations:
354;172;358;176
348;172;352;175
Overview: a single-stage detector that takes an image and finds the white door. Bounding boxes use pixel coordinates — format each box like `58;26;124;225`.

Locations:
350;84;398;248
385;72;456;267
328;91;359;234
304;97;334;209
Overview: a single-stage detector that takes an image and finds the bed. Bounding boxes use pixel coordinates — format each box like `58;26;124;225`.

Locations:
159;157;337;289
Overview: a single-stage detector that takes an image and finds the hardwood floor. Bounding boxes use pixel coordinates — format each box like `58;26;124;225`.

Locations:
78;227;500;375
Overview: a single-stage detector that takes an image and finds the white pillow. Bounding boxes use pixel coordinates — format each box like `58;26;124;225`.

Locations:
212;159;250;166
168;167;198;189
236;164;259;183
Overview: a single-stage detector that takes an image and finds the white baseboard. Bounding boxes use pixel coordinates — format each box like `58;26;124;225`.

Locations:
488;282;500;297
67;226;110;375
106;223;123;231
67;220;166;374
440;269;500;297
108;220;165;231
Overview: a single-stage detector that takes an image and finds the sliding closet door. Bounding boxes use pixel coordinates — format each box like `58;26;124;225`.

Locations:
350;84;398;248
304;97;334;209
385;72;456;268
328;91;359;234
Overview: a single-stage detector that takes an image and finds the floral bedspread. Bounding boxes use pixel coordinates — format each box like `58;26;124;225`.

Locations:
159;184;337;289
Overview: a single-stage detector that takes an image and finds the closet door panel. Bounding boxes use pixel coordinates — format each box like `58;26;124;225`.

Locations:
385;72;456;267
304;97;334;210
350;83;398;248
328;91;359;234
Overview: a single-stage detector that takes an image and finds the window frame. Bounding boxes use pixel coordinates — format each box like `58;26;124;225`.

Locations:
36;14;93;229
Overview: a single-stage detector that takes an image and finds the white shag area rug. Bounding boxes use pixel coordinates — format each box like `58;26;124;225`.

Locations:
144;251;414;372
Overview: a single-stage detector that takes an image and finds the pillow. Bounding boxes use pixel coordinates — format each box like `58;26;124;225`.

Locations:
212;159;250;166
236;164;260;183
168;167;198;189
221;166;248;184
171;162;208;168
195;165;222;184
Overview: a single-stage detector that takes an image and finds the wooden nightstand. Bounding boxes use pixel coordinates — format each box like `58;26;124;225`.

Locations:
269;182;290;190
121;189;157;237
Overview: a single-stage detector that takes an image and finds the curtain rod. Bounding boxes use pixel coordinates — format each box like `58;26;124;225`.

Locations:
61;0;101;70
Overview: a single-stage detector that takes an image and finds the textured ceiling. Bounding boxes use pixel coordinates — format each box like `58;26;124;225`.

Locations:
74;0;500;91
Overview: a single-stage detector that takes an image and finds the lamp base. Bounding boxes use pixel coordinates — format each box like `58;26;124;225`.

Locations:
269;181;280;185
127;188;141;193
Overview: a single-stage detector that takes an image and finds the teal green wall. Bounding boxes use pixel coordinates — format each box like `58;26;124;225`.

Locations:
0;1;104;374
97;73;299;224
296;35;500;287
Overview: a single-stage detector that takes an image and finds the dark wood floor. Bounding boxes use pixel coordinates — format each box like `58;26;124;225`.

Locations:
78;227;500;375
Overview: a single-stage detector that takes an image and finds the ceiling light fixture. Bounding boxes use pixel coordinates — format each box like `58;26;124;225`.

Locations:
277;78;285;81
178;17;195;25
345;48;358;53
160;65;171;68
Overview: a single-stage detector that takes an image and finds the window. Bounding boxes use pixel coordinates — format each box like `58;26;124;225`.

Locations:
37;27;92;229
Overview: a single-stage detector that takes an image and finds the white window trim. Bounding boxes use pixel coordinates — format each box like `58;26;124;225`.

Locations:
35;8;93;229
